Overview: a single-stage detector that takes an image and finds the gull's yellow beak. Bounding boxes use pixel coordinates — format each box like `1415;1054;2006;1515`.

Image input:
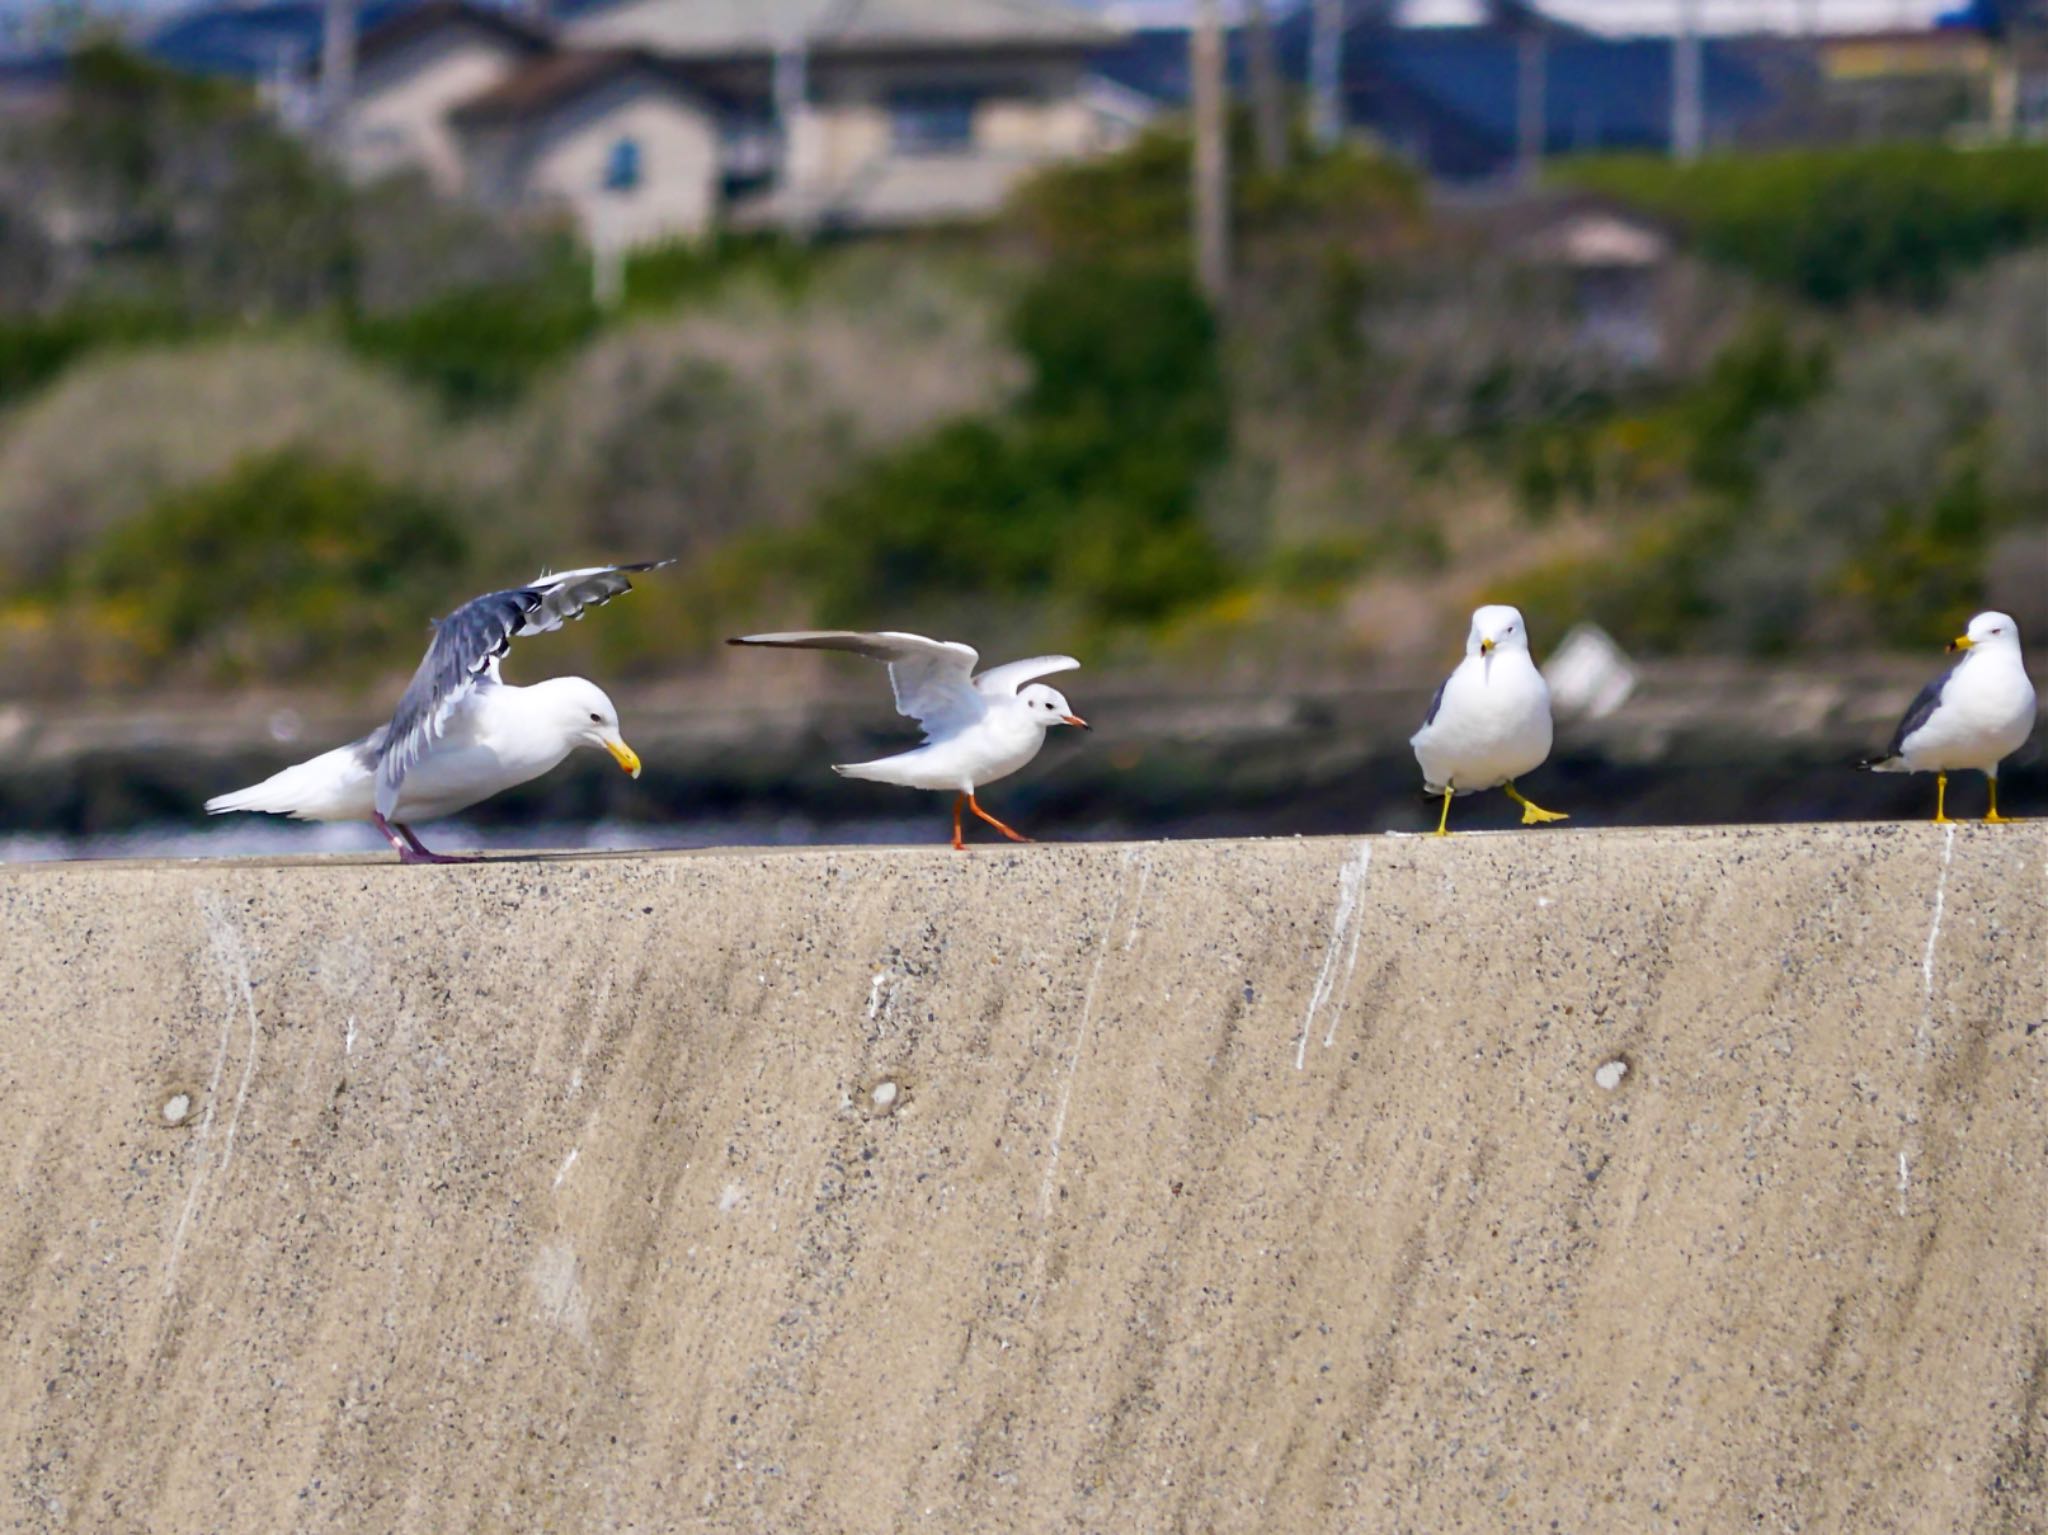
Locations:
603;736;642;779
1947;634;1974;653
1061;713;1090;730
1480;637;1496;655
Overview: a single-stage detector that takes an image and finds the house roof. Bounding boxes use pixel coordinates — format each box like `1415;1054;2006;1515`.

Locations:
357;1;553;67
1445;190;1682;266
449;47;716;124
147;0;414;77
563;0;1117;58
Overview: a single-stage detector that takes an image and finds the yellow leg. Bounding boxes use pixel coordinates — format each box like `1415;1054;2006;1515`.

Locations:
1504;781;1569;826
1933;772;1952;825
1984;777;2021;824
1434;789;1453;837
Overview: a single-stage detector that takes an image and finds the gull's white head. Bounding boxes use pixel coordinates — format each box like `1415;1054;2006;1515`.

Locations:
539;677;641;778
1018;683;1089;731
1950;611;2022;656
1466;604;1531;659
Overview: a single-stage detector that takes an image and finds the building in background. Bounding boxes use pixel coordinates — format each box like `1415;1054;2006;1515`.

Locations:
135;0;1125;248
1091;5;1781;180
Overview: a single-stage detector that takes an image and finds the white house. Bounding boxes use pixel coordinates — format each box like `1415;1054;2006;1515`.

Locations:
346;3;550;191
331;0;1123;248
450;49;724;251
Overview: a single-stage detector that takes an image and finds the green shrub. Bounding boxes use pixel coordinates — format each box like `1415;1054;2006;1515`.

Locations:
802;263;1231;628
621;233;817;311
1556;145;2048;305
1008;119;1420;269
1675;314;1830;497
0;305;189;407
72;447;468;679
343;276;598;412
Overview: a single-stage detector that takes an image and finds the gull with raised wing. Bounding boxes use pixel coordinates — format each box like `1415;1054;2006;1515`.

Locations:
205;562;669;861
1861;610;2035;823
1410;603;1569;837
729;630;1088;849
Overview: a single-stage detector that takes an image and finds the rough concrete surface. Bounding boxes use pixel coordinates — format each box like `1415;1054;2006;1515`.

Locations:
3;824;2047;1533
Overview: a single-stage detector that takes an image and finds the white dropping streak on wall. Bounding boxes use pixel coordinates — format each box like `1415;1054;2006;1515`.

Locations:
1123;855;1153;950
1296;843;1372;1069
1918;823;1956;1054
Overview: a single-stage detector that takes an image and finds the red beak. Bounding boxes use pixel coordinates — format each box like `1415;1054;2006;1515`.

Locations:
1061;714;1090;730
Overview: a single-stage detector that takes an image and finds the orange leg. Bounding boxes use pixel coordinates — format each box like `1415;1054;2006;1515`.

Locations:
968;794;1032;844
951;793;967;851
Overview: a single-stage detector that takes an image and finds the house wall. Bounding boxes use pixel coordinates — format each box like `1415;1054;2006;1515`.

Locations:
787;52;1096;215
515;77;723;249
348;27;529;191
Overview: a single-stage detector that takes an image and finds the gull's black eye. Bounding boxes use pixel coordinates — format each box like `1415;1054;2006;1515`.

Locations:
590;712;601;722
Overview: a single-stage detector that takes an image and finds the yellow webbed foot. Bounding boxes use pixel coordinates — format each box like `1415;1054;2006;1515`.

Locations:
1984;810;2022;824
1503;781;1568;827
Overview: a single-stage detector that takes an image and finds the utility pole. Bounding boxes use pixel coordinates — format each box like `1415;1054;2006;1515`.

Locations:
774;24;811;227
1311;0;1343;149
1191;0;1231;304
318;0;356;146
1516;14;1547;187
1671;0;1703;161
1245;0;1291;174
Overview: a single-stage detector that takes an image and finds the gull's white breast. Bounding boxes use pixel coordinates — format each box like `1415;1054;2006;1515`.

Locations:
1411;650;1554;794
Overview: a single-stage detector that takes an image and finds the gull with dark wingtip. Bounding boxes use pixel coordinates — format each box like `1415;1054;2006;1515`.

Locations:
1861;610;2035;824
206;562;669;861
729;630;1088;850
1410;604;1569;837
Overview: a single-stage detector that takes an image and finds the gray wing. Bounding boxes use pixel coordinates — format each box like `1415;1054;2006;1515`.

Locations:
1866;664;1957;767
376;561;669;816
729;630;982;739
973;655;1080;698
1419;677;1449;731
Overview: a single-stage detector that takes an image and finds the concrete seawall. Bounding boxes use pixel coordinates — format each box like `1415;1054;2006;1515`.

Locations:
4;825;2046;1532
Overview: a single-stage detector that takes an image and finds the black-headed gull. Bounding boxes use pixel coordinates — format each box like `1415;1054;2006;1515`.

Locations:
206;562;668;861
1409;603;1569;837
729;629;1088;850
1861;610;2035;823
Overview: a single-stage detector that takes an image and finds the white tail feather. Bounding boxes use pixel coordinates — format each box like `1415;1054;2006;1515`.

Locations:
205;743;373;821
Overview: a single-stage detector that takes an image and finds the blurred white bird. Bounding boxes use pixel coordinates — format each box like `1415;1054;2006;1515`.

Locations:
1861;610;2035;823
1410;603;1568;837
729;629;1088;849
205;563;666;861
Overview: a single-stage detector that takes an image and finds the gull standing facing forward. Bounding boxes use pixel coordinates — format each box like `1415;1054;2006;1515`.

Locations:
729;630;1088;849
1861;610;2035;823
1410;604;1569;837
206;563;666;861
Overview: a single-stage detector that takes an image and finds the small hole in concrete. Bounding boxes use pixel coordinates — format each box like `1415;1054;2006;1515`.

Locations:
1594;1060;1629;1092
161;1092;194;1126
870;1080;901;1113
